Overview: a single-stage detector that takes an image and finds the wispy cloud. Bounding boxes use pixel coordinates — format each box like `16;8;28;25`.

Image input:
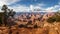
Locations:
0;0;59;12
44;2;60;12
8;3;60;12
0;0;20;6
0;0;21;12
8;3;45;12
8;5;30;12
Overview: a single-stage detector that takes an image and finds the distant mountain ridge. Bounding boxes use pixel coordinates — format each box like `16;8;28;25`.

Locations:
16;12;55;15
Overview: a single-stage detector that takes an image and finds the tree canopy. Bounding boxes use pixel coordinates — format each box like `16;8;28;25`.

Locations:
1;5;16;26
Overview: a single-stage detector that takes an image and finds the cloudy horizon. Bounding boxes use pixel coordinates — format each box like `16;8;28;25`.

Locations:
0;0;60;12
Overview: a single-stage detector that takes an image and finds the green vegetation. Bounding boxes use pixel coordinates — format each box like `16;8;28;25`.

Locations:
1;5;16;26
47;17;56;23
0;17;2;25
34;24;38;28
47;10;60;23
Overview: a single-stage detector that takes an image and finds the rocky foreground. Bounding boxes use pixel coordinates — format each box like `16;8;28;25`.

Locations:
0;22;60;34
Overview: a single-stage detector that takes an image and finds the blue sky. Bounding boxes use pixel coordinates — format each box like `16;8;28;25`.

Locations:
16;0;59;7
0;0;60;12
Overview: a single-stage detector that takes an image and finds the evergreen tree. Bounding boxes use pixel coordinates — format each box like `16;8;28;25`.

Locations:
1;5;16;26
1;5;8;26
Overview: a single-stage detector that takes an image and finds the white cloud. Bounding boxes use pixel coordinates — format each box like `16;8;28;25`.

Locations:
45;3;60;12
28;3;60;12
30;5;34;11
0;0;21;12
59;8;60;10
8;3;45;12
0;0;20;6
9;3;59;12
29;3;45;12
8;5;30;12
0;0;59;12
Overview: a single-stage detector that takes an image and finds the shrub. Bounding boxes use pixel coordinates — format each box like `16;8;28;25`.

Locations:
34;24;38;28
47;17;56;23
55;16;60;22
47;13;60;23
27;20;32;25
18;24;24;28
